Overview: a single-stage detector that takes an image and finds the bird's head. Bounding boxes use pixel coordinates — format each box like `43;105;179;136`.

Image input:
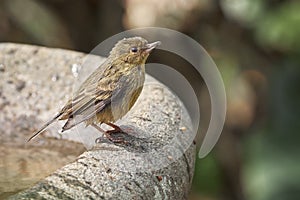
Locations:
109;37;161;65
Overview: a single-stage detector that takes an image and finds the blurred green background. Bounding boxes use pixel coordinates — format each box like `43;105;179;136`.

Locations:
1;0;300;199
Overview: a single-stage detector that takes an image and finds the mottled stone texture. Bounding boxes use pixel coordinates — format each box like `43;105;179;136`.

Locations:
0;43;196;200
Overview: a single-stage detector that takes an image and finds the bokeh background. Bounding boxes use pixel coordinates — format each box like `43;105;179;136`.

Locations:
1;0;300;199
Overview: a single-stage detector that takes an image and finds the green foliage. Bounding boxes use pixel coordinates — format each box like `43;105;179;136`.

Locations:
192;153;221;196
255;1;300;53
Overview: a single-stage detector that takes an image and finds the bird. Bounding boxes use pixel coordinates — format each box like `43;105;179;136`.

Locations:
27;37;161;142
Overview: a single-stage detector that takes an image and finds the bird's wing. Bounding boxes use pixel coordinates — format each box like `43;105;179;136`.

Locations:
59;83;114;131
27;68;114;141
60;71;134;131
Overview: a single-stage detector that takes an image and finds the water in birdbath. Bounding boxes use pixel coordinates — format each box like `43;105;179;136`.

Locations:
0;137;85;199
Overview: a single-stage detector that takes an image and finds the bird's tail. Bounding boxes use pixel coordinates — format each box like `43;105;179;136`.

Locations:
27;113;61;142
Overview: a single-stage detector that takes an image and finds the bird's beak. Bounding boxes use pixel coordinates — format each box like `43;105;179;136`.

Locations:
144;41;161;53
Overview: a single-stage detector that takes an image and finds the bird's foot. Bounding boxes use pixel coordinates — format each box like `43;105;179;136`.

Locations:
93;122;129;144
95;132;128;144
94;136;118;144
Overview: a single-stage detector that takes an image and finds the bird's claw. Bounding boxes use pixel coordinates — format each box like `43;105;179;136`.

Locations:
95;131;128;144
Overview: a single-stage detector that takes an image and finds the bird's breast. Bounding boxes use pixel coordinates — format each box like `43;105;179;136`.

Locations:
107;65;145;122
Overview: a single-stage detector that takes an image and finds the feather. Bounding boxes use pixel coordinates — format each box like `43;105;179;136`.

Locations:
27;113;61;142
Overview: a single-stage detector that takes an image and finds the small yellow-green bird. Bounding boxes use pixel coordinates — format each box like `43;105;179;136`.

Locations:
28;37;161;142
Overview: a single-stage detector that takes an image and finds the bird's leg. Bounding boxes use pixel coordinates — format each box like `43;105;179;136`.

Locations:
106;122;135;135
91;123;126;144
105;122;123;134
91;123;106;134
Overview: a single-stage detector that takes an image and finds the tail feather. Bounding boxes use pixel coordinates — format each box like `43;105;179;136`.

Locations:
61;115;88;132
27;113;61;142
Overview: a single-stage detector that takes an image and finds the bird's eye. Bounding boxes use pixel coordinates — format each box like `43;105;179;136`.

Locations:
130;47;138;53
